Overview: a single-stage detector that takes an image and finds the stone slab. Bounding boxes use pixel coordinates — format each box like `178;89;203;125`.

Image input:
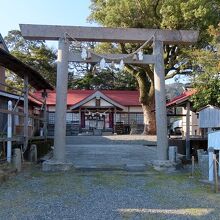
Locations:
125;164;147;172
20;24;199;44
74;164;126;171
42;160;73;172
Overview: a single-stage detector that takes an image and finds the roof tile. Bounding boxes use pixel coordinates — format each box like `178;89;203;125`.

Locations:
33;90;141;106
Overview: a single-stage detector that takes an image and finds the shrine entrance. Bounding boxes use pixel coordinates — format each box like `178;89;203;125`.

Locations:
20;24;198;169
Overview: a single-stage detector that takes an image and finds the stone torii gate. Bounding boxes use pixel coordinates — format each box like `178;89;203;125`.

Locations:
20;24;198;170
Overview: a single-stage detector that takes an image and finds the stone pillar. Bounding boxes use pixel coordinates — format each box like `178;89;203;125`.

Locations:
53;37;69;162
169;146;177;162
12;148;21;172
153;40;168;161
185;101;190;159
28;144;37;162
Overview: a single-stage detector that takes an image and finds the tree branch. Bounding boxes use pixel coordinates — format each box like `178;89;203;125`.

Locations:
165;69;192;80
153;0;161;24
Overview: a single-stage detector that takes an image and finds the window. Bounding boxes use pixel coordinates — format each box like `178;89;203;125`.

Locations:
136;114;144;124
129;113;136;123
72;113;80;124
115;113;121;123
115;113;144;125
48;112;80;124
115;113;129;124
48;112;55;124
66;113;72;124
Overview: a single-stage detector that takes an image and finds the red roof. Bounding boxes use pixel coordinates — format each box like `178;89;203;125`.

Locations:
28;95;42;105
33;90;141;107
166;89;196;107
0;89;42;106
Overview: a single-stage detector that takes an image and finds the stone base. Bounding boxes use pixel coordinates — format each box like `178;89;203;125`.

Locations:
152;160;177;172
93;129;102;136
125;164;147;172
42;160;73;172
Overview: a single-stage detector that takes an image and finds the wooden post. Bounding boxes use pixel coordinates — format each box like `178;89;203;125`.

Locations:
7;100;12;162
191;155;195;177
2;141;6;159
186;101;190;160
128;106;130;125
23;75;29;152
114;107;116;133
213;154;218;193
209;147;214;182
219;150;220;177
0;67;6;91
42;89;47;140
79;108;81;131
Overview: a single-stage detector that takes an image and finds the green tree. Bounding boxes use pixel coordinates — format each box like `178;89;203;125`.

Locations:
88;0;220;134
190;24;220;110
68;63;137;90
4;30;57;88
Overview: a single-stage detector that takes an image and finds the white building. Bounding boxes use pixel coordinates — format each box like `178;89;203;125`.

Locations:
166;89;199;136
198;105;220;136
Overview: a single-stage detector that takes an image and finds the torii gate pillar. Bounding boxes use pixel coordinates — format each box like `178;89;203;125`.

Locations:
43;38;72;171
153;40;168;161
42;37;72;171
53;38;69;162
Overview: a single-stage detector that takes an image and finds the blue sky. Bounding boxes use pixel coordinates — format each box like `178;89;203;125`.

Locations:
0;0;187;84
1;0;93;38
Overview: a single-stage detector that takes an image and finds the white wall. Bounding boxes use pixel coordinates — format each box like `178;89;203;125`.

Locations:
82;99;96;107
129;106;143;112
199;106;220;128
181;108;199;135
48;106;55;112
82;98;114;107
48;104;143;113
101;99;114;107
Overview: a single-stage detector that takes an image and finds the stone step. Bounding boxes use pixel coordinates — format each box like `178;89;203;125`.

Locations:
74;163;148;172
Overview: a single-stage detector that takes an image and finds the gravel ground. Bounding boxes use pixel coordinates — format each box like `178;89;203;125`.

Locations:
1;164;220;220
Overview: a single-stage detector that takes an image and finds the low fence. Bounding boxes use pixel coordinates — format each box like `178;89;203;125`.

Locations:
192;150;220;193
0;88;48;163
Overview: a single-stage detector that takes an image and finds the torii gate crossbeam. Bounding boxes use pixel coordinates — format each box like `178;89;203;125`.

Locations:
20;24;198;170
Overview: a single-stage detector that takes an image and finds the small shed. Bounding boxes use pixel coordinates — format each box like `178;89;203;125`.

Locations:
198;105;220;128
